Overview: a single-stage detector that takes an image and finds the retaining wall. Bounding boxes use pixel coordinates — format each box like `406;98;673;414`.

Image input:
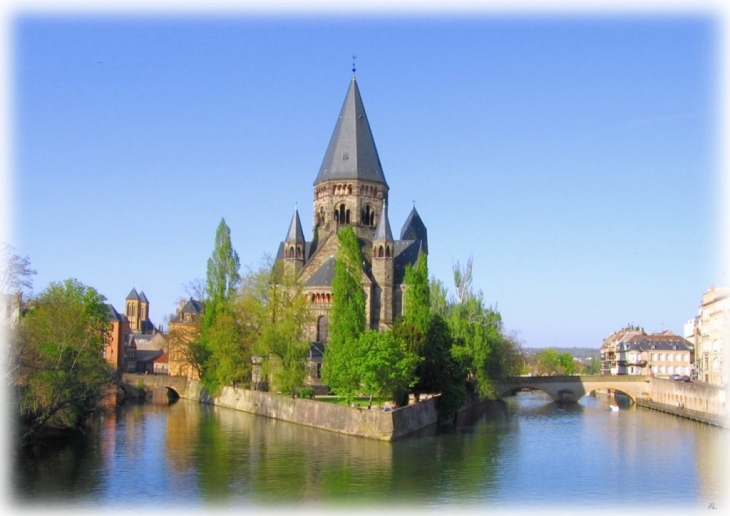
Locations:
179;379;440;441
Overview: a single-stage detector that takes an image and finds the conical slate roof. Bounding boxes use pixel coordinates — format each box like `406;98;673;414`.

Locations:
314;75;388;187
285;206;306;244
374;200;393;242
400;207;428;254
126;288;140;301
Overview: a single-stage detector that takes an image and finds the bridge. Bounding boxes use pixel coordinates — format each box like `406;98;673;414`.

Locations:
497;375;652;403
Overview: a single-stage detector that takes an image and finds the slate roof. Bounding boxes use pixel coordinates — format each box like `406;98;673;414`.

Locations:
105;304;123;322
373;201;393;242
285;207;306;244
304;257;337;287
400;207;428;254
126;288;140;301
622;333;694;352
139;291;149;303
170;299;203;323
314;75;388;187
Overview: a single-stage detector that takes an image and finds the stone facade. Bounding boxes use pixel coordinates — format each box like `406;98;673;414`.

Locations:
275;73;428;357
695;286;729;386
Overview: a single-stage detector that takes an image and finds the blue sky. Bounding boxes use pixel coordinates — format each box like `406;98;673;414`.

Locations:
6;9;725;349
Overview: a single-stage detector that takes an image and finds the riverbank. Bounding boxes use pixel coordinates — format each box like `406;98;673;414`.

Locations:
636;399;728;428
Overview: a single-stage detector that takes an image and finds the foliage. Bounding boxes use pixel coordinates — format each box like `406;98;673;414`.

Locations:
322;226;366;403
239;257;312;396
200;310;251;393
403;254;430;334
298;387;315;399
355;330;420;409
1;242;36;295
12;279;116;446
206;218;241;303
447;258;524;400
197;220;248;394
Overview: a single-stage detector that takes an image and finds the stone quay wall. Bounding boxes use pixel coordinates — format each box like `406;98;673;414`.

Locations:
179;379;440;441
643;378;727;427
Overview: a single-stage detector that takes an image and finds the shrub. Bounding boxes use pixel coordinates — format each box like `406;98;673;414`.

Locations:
298;387;315;399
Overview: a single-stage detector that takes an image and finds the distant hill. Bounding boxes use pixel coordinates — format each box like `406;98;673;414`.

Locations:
522;347;600;362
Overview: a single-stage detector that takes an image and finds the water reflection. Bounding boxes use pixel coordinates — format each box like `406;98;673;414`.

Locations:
12;392;727;510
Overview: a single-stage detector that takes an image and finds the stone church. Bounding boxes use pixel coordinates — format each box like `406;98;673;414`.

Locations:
275;71;428;349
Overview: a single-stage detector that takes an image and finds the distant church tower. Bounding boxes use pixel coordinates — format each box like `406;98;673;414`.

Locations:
126;287;153;333
276;69;428;340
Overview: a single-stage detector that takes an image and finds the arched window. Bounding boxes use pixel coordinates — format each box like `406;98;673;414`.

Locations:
385;246;391;257
346;209;350;224
326;293;331;303
339;204;346;224
317;316;329;343
311;294;316;303
378;245;384;258
296;246;302;258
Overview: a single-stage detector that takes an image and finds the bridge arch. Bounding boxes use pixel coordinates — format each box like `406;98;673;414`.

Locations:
496;376;651;403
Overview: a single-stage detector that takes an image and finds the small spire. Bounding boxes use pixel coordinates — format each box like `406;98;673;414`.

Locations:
352;54;357;76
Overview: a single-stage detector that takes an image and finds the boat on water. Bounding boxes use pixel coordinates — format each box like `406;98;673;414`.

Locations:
609;404;620;412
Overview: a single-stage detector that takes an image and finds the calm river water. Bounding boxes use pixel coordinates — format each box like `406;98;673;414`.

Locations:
11;392;728;513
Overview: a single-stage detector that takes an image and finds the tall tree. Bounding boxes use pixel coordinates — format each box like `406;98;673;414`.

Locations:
403;253;430;334
322;226;366;403
1;243;36;295
239;257;312;396
12;279;115;446
199;219;247;394
206;219;241;304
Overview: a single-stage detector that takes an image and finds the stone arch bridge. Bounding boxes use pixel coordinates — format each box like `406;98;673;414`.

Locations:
124;373;651;405
497;375;652;403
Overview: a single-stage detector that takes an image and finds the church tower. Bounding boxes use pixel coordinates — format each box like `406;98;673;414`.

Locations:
371;200;394;330
312;70;389;246
275;69;428;343
283;206;306;276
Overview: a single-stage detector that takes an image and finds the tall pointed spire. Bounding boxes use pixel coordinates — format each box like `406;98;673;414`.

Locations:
374;200;393;242
314;74;388;187
285;205;306;244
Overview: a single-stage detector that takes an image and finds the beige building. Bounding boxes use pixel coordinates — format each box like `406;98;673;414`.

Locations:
167;298;203;379
695;286;729;386
601;328;693;377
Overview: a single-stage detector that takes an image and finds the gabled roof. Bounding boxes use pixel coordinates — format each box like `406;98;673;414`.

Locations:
400;207;428;254
285;207;306;244
105;303;122;322
373;200;393;242
314;75;388;187
126;288;140;301
304;257;337;287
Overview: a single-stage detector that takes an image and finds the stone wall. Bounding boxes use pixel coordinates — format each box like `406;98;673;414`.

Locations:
648;377;726;417
180;380;440;441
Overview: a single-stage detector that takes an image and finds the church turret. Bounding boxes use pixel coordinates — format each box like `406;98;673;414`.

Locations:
283;206;306;275
313;71;389;240
371;200;394;330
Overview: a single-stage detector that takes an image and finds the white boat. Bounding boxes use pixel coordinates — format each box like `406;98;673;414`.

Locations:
609;404;620;412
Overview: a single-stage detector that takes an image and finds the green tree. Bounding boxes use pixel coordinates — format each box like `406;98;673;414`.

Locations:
356;330;420;409
206;218;241;303
403;253;430;334
239;257;312;396
536;348;560;375
322;226;365;403
12;279;116;446
198;219;247;394
558;352;576;375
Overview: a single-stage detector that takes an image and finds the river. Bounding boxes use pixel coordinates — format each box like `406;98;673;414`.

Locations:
11;392;728;512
